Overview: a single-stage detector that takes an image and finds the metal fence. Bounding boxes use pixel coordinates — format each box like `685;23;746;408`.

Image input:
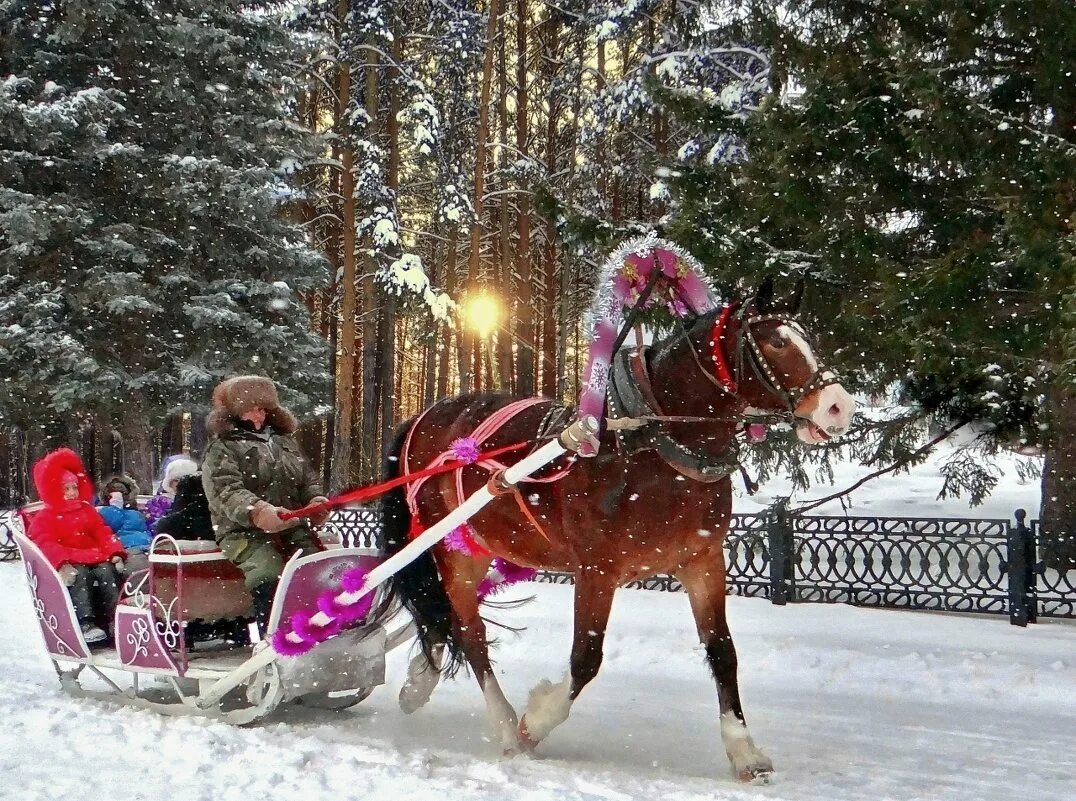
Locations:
3;504;1071;626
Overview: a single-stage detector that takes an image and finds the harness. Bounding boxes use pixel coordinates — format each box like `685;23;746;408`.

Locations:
401;398;572;554
607;302;842;482
399;300;841;545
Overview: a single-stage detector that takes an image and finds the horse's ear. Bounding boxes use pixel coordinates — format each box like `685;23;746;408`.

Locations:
755;275;775;314
789;275;805;314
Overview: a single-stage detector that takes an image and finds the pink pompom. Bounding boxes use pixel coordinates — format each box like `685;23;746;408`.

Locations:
746;423;768;443
335;591;374;624
317;588;350;619
449;437;481;464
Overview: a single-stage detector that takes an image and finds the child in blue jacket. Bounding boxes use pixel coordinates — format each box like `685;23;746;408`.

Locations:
97;474;151;568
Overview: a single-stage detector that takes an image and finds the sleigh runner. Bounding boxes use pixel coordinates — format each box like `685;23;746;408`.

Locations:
13;514;410;724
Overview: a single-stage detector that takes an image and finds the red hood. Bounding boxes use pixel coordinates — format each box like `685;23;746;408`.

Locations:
33;448;95;508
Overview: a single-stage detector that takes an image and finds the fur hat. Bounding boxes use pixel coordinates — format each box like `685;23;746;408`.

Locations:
102;473;140;506
207;375;297;436
159;455;199;491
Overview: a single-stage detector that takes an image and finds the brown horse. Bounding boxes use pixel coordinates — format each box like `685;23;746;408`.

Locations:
380;278;853;781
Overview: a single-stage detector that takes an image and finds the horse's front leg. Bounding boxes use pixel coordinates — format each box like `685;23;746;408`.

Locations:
679;552;774;783
518;567;616;750
438;550;522;754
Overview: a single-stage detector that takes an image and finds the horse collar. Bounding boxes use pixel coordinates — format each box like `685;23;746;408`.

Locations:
608;348;740;483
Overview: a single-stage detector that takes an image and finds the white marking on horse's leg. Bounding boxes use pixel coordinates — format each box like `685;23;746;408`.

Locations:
399;644;443;714
482;678;521;753
720;711;774;782
519;674;573;745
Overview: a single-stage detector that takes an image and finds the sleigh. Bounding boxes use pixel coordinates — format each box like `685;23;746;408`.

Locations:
13;506;414;724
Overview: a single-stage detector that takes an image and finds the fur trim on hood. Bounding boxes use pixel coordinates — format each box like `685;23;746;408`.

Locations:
207;375;298;436
102;473;140;506
33;448;95;508
160;455;199;490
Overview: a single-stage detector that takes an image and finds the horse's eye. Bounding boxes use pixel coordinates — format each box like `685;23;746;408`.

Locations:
768;336;788;349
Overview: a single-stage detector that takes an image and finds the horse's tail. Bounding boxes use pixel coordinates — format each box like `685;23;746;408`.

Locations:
381;417;466;677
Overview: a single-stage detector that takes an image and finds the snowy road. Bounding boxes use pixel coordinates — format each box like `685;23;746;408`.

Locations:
0;563;1071;801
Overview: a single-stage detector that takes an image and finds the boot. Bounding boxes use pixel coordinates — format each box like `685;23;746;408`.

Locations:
249;582;278;640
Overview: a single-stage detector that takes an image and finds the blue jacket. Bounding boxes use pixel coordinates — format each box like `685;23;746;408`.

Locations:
97;505;152;551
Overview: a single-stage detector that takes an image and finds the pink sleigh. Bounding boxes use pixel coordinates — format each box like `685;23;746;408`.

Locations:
13;505;412;724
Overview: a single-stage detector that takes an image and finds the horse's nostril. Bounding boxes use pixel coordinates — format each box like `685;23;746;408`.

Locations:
828;403;842;417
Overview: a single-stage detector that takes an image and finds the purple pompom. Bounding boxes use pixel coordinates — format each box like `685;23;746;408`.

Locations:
443;524;478;555
272;627;316;657
449;437;481;464
335;591;374;624
340;565;369;594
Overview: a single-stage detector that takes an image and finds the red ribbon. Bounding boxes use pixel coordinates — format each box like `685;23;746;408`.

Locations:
710;304;738;393
279;441;532;521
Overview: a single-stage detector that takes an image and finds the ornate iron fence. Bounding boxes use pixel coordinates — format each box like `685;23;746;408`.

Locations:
533;507;1070;626
2;501;1071;625
0;511;17;563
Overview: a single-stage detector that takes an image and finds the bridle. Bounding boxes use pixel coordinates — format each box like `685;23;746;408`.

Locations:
729;304;842;418
659;300;842;428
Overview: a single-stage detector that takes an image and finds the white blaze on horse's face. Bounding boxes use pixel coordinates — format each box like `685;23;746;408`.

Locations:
779;325;854;445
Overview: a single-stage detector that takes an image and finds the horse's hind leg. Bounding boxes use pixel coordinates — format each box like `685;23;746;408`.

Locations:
679;553;774;783
438;551;522;754
518;568;616;750
399;641;444;713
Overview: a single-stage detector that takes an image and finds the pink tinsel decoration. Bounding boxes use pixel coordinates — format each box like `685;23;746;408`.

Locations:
272;567;375;657
450;437;481;464
477;557;537;600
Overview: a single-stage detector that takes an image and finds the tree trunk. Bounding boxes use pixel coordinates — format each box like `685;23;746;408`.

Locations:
188;412;208;460
495;6;514;390
331;0;358;493
118;414;155;492
444;227;459;399
540;13;560;399
1040;382;1076;570
514;0;534;397
97;415;116;478
378;30;402;460
461;0;503;394
0;428;11;508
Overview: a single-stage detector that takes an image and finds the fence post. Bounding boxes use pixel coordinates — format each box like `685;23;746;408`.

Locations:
1007;509;1034;627
768;501;793;606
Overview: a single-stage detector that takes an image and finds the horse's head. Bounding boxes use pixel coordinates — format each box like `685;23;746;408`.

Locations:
706;277;854;445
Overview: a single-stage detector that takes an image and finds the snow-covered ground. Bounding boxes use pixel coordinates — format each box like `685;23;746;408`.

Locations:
0;567;1072;801
0;436;1066;801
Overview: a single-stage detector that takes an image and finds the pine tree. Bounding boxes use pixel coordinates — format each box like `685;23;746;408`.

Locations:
664;1;1076;566
0;1;331;484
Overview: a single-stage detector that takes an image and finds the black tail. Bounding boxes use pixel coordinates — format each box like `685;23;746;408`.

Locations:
381;419;467;676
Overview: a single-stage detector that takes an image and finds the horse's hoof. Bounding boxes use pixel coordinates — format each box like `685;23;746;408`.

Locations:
516;718;541;753
733;756;774;784
736;766;772;785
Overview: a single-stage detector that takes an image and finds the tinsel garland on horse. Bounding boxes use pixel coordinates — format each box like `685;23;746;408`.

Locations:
365;235;854;781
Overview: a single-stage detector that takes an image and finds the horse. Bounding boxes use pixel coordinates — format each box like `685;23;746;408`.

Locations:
379;277;854;782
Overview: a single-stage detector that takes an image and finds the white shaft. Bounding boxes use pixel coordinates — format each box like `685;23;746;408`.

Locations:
287;436;571;641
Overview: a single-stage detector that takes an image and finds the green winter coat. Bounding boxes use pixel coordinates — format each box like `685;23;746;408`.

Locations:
201;424;323;588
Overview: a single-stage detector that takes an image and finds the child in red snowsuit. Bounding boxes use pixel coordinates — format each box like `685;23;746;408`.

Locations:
27;448;126;644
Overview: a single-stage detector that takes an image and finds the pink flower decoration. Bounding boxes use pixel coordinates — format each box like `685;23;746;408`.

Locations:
443;524;480;555
450;437;481;464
